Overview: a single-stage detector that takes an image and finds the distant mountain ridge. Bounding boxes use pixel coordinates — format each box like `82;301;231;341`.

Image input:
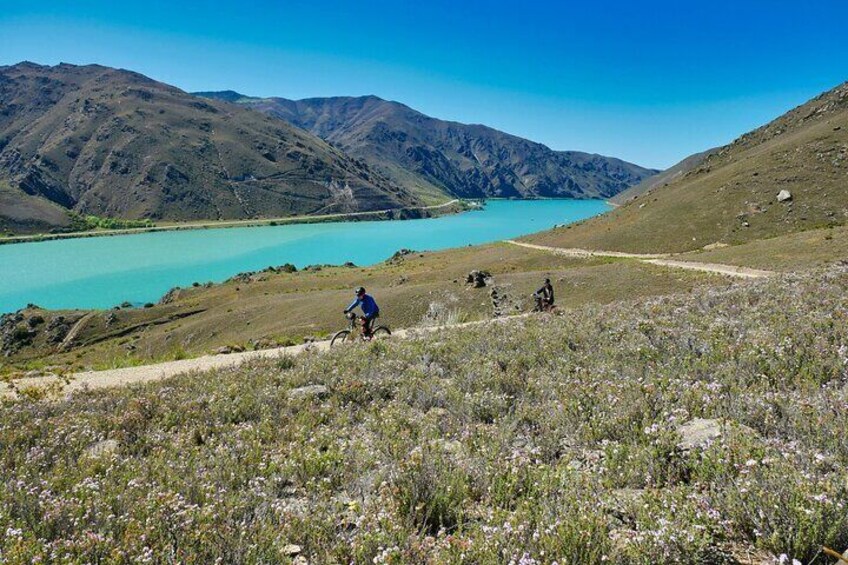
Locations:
0;63;421;234
194;91;659;201
610;148;716;205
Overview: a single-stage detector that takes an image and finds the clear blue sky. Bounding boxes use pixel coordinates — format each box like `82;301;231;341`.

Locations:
1;0;847;169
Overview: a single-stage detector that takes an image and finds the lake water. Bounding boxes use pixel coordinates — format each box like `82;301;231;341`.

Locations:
0;199;609;314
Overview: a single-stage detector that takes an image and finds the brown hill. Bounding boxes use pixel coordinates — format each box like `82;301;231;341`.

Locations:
195;92;659;201
527;81;848;253
0;63;422;234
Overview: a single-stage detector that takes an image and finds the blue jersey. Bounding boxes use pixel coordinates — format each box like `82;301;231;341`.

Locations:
346;294;380;318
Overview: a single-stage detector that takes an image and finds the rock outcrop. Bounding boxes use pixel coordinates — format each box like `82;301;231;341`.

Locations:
466;270;491;288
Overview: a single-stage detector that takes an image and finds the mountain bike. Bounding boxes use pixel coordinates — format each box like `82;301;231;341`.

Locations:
532;293;557;313
330;313;391;346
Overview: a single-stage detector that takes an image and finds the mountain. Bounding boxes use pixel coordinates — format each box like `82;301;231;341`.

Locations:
0;63;422;234
527;80;848;253
194;92;659;201
610;148;715;205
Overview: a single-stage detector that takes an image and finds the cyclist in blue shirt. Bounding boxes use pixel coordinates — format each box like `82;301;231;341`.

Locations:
344;287;380;338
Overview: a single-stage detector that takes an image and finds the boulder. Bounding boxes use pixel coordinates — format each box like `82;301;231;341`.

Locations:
159;287;182;304
386;248;415;265
215;344;246;355
675;418;758;452
83;439;120;460
288;385;329;401
249;338;277;350
1;312;38;356
676;418;723;451
227;272;255;284
283;544;302;556
466;270;491;288
604;488;646;523
777;190;792;202
45;316;71;345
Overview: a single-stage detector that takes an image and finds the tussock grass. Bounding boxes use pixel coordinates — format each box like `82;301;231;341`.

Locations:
1;268;847;563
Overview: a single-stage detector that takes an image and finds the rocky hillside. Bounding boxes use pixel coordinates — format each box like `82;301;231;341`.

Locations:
195;92;658;201
528;80;848;253
0;63;422;234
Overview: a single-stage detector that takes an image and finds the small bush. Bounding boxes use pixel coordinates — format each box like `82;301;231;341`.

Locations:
392;445;473;534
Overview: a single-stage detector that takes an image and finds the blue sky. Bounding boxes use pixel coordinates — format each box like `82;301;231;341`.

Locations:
1;1;846;169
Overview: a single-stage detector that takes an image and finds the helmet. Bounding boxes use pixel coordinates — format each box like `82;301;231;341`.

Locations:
544;278;551;284
355;286;366;296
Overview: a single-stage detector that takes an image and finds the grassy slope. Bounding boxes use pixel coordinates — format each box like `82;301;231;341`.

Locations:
680;224;848;271
1;243;714;373
2;267;846;563
525;82;848;254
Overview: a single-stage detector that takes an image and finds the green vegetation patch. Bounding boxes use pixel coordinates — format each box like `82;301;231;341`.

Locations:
69;213;155;232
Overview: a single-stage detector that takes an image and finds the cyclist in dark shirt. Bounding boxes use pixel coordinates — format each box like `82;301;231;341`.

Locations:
534;278;555;311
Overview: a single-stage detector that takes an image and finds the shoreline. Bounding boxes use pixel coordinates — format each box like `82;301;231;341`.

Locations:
0;199;467;246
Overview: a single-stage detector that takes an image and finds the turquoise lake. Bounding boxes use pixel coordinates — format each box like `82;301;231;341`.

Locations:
0;199;609;314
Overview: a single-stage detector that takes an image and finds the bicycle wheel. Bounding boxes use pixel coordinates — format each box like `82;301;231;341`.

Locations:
372;326;391;338
330;330;352;347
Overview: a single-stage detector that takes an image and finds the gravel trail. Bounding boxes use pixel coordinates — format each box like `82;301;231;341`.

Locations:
506;240;774;278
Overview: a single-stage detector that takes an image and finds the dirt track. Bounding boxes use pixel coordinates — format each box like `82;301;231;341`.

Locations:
1;317;527;398
505;240;774;279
